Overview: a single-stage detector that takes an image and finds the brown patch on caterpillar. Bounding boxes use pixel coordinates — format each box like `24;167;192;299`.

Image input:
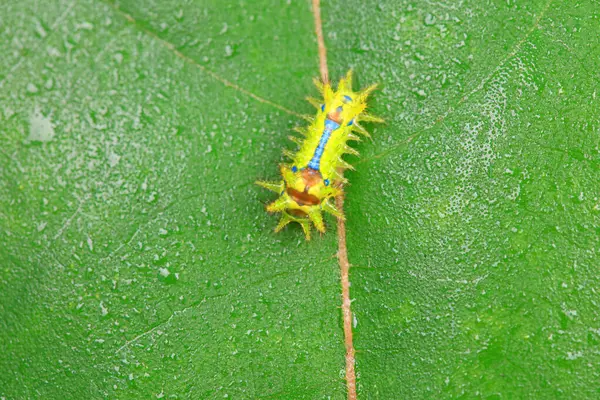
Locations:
327;106;343;124
286;187;320;206
288;209;308;218
301;168;323;189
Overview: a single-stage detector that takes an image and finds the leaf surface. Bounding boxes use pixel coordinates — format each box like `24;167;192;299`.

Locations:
323;0;600;397
1;0;599;399
0;1;344;398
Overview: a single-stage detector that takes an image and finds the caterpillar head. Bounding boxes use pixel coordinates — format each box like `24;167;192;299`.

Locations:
319;70;375;128
321;93;361;128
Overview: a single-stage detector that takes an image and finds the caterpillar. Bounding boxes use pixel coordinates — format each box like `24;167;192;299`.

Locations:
256;70;383;240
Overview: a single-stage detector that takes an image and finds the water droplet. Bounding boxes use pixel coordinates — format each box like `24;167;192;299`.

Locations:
37;221;47;232
27;107;55;142
76;21;94;30
113;52;124;64
26;83;39;94
107;152;120;167
34;19;47;38
424;13;436;26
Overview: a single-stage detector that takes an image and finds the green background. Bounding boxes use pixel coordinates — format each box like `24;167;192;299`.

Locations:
1;0;598;398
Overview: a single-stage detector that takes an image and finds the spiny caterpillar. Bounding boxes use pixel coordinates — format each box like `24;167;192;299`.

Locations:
256;70;383;240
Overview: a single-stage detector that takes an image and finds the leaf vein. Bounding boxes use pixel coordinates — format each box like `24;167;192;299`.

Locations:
360;0;554;165
102;1;303;118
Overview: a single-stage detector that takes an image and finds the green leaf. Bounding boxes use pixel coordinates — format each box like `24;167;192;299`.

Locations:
1;1;598;399
323;0;600;398
0;1;343;398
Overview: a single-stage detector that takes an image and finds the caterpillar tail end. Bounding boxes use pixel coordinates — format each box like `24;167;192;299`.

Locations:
274;212;313;240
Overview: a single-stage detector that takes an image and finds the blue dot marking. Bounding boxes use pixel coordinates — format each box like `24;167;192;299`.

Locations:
321;104;325;111
343;95;353;102
347;119;354;126
292;166;298;172
324;179;330;186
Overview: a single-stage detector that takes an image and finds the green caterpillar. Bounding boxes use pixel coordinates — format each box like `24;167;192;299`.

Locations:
257;70;382;239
